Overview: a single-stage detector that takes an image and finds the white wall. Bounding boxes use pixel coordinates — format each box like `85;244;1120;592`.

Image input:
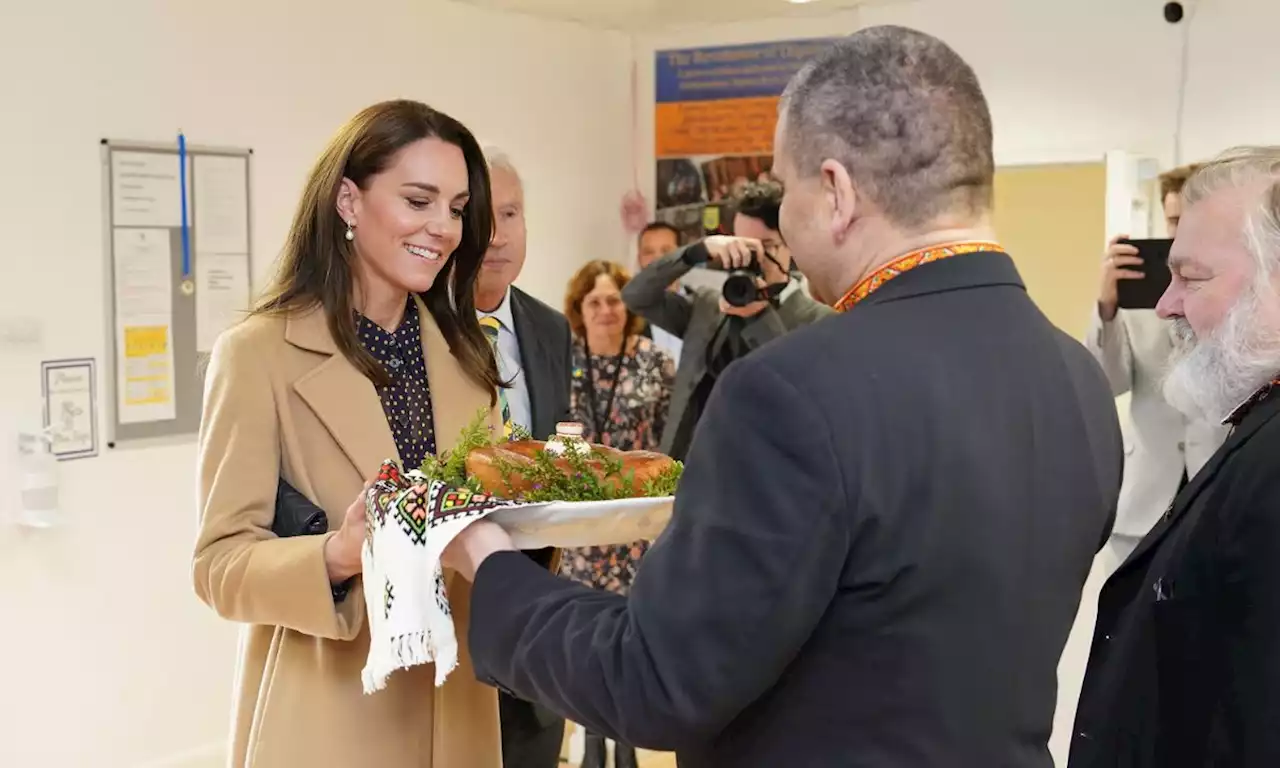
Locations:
635;0;1280;766
0;1;630;766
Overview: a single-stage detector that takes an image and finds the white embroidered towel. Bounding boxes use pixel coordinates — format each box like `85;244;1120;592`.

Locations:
360;459;521;694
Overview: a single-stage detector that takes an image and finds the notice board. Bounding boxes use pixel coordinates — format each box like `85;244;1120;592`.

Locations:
101;139;253;447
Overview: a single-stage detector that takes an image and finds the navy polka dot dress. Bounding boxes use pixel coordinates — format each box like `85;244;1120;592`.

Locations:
355;299;436;470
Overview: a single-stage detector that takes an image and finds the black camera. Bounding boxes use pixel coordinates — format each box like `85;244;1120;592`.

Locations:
687;239;786;308
721;257;768;308
696;245;779;307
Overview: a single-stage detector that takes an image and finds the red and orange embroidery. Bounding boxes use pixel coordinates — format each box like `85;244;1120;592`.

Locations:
834;241;1005;313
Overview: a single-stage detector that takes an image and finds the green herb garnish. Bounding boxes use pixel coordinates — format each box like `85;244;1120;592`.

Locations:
418;408;683;502
417;408;496;493
642;460;684;498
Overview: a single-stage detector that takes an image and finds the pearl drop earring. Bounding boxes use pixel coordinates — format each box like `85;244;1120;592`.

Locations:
345;221;355;241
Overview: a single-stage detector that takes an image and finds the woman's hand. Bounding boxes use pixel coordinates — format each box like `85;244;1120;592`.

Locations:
323;481;371;584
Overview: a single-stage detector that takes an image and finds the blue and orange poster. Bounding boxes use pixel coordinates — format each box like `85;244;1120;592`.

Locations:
654;37;838;238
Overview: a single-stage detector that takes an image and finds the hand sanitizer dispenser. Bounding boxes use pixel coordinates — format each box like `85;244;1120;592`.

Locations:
15;428;59;528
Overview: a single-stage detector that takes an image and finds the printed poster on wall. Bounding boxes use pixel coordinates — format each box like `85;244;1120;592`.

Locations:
654;38;838;242
41;358;98;460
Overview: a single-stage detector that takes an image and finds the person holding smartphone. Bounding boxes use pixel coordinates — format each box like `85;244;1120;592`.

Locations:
1085;164;1230;561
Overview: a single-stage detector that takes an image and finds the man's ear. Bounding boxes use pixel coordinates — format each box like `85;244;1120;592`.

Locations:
820;159;857;243
335;177;360;226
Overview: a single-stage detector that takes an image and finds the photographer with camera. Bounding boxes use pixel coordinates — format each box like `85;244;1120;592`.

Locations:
622;182;832;460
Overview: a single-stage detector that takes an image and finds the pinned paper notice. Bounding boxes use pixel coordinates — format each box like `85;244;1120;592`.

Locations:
122;325;175;415
111;152;188;228
112;228;176;424
196;253;250;353
194;155;249;254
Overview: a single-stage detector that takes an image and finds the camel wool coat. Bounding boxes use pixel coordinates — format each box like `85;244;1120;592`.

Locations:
193;297;505;768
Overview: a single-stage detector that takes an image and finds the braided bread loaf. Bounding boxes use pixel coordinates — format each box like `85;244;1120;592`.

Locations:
465;422;674;498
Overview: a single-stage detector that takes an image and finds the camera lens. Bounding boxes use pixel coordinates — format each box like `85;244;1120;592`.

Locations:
722;272;761;308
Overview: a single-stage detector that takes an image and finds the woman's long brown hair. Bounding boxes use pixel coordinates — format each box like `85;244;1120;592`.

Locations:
253;100;500;401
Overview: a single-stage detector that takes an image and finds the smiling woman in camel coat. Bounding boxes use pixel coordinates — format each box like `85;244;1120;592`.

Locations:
193;299;504;767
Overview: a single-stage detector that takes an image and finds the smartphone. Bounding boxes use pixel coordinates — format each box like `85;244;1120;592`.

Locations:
1116;238;1173;310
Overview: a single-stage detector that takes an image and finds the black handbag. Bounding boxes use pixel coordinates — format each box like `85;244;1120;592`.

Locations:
272;478;329;538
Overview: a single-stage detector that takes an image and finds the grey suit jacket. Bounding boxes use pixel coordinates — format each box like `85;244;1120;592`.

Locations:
621;244;833;454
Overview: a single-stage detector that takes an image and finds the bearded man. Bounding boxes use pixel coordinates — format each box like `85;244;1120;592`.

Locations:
1070;146;1280;768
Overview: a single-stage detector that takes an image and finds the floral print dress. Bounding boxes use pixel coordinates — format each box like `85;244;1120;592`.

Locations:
558;334;675;595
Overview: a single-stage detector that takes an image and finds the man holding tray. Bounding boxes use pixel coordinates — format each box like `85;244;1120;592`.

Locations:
445;26;1121;767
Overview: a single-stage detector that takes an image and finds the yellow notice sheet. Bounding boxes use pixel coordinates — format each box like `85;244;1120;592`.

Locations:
113;228;176;424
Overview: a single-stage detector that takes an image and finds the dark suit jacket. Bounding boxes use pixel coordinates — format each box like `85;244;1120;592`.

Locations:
467;251;1121;766
508;285;572;440
621;244;833;455
1070;388;1280;768
503;285;572;734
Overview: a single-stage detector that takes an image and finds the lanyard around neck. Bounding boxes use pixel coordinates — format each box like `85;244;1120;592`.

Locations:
583;343;626;439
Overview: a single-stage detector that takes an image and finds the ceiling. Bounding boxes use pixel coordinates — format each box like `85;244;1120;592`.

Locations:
453;0;873;31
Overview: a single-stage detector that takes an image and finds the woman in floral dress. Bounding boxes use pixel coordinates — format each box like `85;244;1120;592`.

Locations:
560;259;674;768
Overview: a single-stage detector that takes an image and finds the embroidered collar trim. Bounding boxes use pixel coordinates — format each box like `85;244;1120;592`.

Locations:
833;241;1005;313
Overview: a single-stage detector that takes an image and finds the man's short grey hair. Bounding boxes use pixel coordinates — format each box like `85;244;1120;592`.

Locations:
779;25;994;229
483;146;522;187
1182;146;1280;281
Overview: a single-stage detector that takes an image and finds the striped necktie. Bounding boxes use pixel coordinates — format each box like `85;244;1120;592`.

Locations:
477;315;513;438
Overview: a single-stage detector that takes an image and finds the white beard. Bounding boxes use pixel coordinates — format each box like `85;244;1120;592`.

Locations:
1162;287;1280;422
